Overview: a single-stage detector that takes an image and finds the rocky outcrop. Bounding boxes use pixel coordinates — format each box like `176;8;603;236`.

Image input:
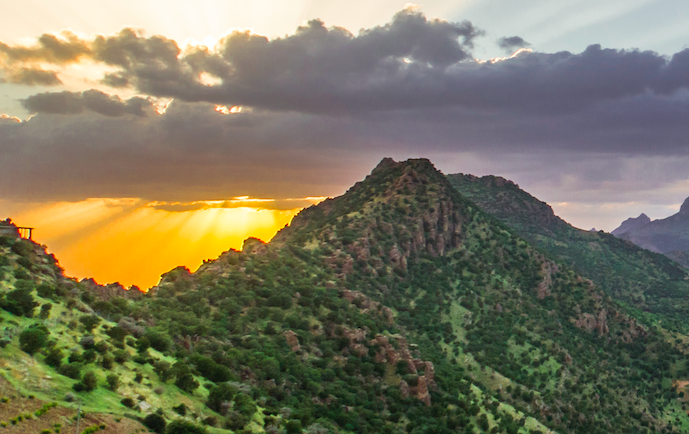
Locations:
80;278;145;300
284;330;300;352
573;309;609;335
537;259;558;299
369;334;435;405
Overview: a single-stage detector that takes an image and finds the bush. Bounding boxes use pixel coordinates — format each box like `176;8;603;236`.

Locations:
44;346;64;368
207;383;238;413
74;371;97;392
106;374;119;390
58;363;83;380
120;397;135;408
101;355;114;370
80;315;102;333
39;303;52;319
36;284;55;298
113;349;130;364
172;403;187;416
2;287;38;317
286;420;303;434
19;326;49;355
166;419;207;434
143;414;166;434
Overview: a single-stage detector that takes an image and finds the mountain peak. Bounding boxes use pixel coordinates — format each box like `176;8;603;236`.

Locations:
611;213;651;236
680;197;689;214
371;157;398;174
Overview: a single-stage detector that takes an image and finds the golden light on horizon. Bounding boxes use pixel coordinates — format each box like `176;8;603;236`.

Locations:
2;197;322;289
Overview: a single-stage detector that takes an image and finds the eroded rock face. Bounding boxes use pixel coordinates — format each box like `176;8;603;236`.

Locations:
284;330;300;352
537;259;558;299
369;334;435;405
573;309;609;335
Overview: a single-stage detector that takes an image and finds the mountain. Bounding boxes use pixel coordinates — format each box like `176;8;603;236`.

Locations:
2;159;689;434
612;198;689;256
611;213;652;237
447;173;689;330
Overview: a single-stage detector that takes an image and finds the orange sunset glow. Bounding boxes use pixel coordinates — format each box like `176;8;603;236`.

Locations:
2;197;322;289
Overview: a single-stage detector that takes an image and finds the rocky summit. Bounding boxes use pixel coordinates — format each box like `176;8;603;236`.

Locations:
1;158;689;434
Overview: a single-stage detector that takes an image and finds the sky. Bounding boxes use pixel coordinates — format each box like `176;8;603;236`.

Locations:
2;0;689;288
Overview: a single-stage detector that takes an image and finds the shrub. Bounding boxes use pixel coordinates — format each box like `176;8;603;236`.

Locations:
166;420;207;434
286;420;303;434
207;383;238;413
58;363;83;379
2;287;38;317
39;303;52;319
113;349;130;364
80;315;102;333
44;346;64;368
120;397;135;408
36;284;55;298
172;403;187;416
106;374;119;391
143;413;166;434
19;326;49;355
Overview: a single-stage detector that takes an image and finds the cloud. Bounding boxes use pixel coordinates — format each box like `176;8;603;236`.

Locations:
3;8;689;215
21;90;151;116
0;32;91;65
6;68;62;86
497;36;531;53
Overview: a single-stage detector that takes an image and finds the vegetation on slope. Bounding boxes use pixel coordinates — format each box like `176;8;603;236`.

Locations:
2;159;689;434
447;173;689;331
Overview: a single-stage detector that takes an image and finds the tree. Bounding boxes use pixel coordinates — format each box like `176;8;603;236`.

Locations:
44;346;63;368
207;383;238;413
154;360;172;382
80;315;102;333
81;371;98;392
39;303;52;319
2;287;38;317
175;373;199;393
106;373;119;390
286;420;303;434
143;413;167;434
19;327;48;355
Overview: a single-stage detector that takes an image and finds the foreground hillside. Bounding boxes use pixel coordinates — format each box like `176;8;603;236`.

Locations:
447;174;689;330
1;159;689;433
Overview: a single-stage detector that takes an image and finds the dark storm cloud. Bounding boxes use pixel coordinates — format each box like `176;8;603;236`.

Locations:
497;36;531;53
4;8;689;205
21;90;150;116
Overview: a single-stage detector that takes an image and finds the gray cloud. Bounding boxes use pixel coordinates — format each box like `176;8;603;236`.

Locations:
22;90;150;116
6;68;62;86
497;36;531;53
3;8;689;213
0;32;91;65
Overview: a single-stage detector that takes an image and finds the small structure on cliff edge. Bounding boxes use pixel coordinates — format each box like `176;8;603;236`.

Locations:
0;218;34;240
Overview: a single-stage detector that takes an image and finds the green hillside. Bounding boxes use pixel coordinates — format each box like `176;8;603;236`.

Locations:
447;173;689;330
1;159;689;433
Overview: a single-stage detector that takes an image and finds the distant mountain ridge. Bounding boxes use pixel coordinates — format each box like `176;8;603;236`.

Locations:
612;198;689;267
611;213;651;236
